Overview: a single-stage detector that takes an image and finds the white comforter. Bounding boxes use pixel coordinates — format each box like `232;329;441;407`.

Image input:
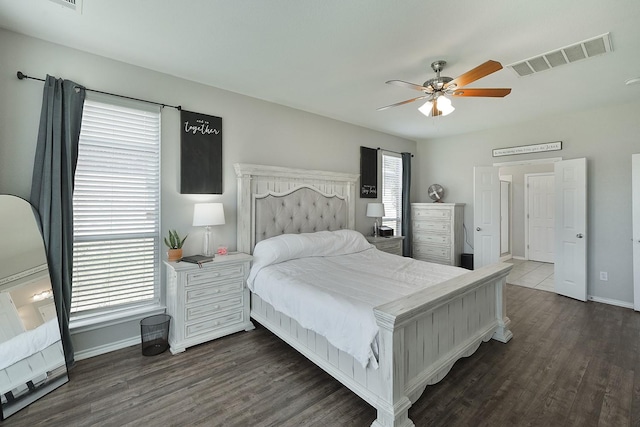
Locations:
248;230;467;368
0;318;62;371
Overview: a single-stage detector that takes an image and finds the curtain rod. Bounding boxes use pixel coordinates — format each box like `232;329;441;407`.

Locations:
17;71;182;111
377;147;414;157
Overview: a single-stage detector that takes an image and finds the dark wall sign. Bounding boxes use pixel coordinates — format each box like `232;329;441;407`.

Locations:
360;146;377;198
180;110;223;194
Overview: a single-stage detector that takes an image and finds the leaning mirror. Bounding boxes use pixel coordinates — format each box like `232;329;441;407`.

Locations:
0;195;69;420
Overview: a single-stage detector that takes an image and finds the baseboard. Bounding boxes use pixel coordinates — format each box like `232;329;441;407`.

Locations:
499;254;513;262
588;295;634;310
512;256;526;261
74;335;140;361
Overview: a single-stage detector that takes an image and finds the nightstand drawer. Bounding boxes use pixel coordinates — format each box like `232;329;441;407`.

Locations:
375;240;402;255
185;310;244;338
186;265;244;286
185;294;243;322
185;280;243;304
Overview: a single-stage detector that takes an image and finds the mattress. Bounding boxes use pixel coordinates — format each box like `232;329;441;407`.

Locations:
248;230;467;368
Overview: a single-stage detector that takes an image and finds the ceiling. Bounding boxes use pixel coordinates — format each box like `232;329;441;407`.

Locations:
2;0;640;141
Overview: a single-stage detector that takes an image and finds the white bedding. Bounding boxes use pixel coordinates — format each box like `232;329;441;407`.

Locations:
248;230;467;368
0;318;61;371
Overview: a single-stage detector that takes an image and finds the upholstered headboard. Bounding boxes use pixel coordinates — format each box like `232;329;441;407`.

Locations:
234;163;359;254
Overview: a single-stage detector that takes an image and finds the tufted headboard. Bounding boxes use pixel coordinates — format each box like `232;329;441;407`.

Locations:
234;163;359;254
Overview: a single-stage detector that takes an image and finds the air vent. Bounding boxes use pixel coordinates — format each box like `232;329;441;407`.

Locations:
507;33;612;77
49;0;82;13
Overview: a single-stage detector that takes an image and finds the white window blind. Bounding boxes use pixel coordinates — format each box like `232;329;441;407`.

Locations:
71;94;161;315
382;153;403;234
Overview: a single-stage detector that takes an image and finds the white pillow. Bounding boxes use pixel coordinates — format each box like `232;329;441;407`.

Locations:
247;229;372;287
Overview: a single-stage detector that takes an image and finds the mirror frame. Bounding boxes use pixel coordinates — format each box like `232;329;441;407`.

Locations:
0;195;69;420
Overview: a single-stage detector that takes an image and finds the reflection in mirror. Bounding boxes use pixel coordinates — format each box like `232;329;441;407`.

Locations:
0;195;69;420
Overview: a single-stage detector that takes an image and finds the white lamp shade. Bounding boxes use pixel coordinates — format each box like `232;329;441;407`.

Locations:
418;96;455;117
193;203;225;226
366;203;385;218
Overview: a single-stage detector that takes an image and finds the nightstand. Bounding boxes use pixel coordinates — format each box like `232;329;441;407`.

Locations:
366;235;405;256
164;253;254;354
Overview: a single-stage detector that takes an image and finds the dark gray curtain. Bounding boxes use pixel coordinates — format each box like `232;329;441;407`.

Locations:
401;153;412;257
30;75;85;368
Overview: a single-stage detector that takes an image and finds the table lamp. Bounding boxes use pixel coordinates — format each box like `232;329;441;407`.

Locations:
193;203;225;257
366;202;385;237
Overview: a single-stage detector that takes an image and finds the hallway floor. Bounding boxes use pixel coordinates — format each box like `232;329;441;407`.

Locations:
505;258;555;293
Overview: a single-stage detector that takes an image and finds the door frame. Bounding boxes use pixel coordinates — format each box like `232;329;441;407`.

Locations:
524;172;555;261
633;154;640;311
499;175;512;260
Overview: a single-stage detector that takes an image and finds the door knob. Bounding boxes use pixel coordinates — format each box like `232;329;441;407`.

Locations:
576;233;584;238
476;227;481;231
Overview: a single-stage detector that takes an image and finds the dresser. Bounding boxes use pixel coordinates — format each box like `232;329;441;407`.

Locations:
411;203;465;266
164;253;254;354
366;235;405;256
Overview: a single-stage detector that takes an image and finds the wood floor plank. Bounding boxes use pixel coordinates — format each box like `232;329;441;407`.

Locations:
3;284;639;427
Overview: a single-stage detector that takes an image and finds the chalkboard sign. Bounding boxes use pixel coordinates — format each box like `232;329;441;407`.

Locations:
360;146;377;198
180;110;223;194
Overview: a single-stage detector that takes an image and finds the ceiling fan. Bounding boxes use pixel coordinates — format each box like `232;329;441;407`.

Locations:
378;60;511;117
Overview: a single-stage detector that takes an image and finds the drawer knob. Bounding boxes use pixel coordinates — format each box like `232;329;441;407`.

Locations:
476;227;481;231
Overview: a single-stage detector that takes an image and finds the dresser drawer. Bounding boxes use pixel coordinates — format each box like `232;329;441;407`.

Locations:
412;207;451;220
185;280;243;304
185;310;244;338
186;265;244;286
413;243;450;260
412;220;450;233
412;233;450;245
185;294;243;322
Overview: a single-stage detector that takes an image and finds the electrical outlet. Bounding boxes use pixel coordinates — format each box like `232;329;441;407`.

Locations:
600;271;608;281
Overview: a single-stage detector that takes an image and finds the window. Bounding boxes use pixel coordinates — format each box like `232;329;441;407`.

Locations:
381;153;403;235
71;94;161;317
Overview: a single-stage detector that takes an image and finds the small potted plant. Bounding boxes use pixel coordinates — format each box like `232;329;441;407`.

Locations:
164;230;188;261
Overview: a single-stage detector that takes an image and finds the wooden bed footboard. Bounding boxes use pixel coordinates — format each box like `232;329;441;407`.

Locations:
250;262;512;427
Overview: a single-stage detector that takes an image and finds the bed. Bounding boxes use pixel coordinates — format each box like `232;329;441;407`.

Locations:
0;318;65;403
235;163;512;427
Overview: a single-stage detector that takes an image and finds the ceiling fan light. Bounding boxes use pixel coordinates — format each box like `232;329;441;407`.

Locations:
438;97;455;116
418;100;435;117
437;95;452;108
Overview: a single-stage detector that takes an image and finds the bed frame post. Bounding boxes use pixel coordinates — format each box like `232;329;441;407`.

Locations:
492;276;513;343
235;164;253;254
373;315;414;427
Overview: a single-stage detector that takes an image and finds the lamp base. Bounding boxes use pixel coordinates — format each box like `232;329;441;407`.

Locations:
202;226;214;257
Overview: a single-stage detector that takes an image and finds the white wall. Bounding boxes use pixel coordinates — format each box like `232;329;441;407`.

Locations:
0;29;416;357
416;101;640;306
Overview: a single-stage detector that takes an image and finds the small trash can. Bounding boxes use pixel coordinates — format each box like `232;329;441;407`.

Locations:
140;314;171;356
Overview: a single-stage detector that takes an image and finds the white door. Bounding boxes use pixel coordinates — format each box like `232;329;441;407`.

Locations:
474;167;500;268
633;154;640;311
0;292;26;342
500;180;510;255
554;158;587;301
527;174;555;263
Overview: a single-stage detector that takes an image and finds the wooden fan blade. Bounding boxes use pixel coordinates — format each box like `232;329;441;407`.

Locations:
377;95;428;111
386;80;428;92
445;60;503;89
451;88;512;97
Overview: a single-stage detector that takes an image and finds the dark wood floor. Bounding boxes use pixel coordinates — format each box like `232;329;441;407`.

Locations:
4;284;640;427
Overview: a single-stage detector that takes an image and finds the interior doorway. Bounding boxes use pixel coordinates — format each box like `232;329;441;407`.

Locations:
474;157;588;301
